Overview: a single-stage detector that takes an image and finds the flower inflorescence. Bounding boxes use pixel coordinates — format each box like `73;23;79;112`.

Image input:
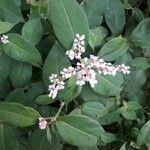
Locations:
0;35;9;44
48;34;130;99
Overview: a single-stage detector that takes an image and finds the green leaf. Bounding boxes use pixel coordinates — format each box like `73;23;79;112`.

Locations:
58;76;81;104
132;57;150;70
82;101;108;118
131;18;150;49
5;88;25;102
0;21;16;34
82;0;105;28
104;0;125;35
47;0;89;49
0;0;23;23
0;52;12;84
22;18;43;45
98;36;129;61
100;132;117;145
81;85;100;102
35;95;55;105
6;82;44;107
46;126;52;144
93;73;124;96
119;101;141;120
0;124;18;150
42;42;70;88
28;129;53;150
28;129;63;150
2;33;42;67
125;8;144;37
137;120;150;148
0;79;11;99
9;61;32;88
56;114;105;146
120;143;126;150
89;26;108;50
0;102;40;127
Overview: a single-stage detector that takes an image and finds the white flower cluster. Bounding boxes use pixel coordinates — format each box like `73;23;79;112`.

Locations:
48;34;130;99
0;35;9;44
66;34;85;60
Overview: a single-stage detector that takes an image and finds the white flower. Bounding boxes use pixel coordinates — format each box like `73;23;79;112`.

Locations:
1;35;9;44
48;80;65;99
66;49;75;60
89;55;101;68
66;34;85;60
73;34;85;49
39;117;47;130
76;67;97;88
118;64;130;74
49;74;58;83
61;66;76;79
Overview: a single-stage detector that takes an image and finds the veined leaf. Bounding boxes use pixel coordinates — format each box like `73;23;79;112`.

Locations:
0;124;18;150
131;18;150;49
93;73;124;96
2;33;42;67
0;0;23;23
47;0;89;49
137;120;150;148
0;21;16;34
98;36;129;61
9;61;32;88
104;0;125;35
56;114;105;146
22;18;43;45
82;0;105;28
0;102;40;127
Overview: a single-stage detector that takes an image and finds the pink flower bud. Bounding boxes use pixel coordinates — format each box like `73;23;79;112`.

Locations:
39;117;47;130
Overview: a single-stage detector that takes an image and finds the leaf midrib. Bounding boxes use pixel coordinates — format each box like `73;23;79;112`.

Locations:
57;120;98;140
61;0;75;40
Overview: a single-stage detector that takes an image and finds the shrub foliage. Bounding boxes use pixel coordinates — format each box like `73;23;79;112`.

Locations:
0;0;150;149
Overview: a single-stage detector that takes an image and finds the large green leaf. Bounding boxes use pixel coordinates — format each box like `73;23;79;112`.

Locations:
0;21;16;34
42;42;70;87
98;36;129;61
0;102;40;127
82;101;108;118
104;0;125;35
0;124;18;150
2;33;42;67
137;120;150;148
0;51;12;84
22;18;43;45
131;18;150;49
47;0;89;49
9;61;32;88
56;114;105;146
93;73;124;96
0;0;23;23
82;0;105;28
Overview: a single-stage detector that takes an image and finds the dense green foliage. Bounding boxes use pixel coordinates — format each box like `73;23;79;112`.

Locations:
0;0;149;149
